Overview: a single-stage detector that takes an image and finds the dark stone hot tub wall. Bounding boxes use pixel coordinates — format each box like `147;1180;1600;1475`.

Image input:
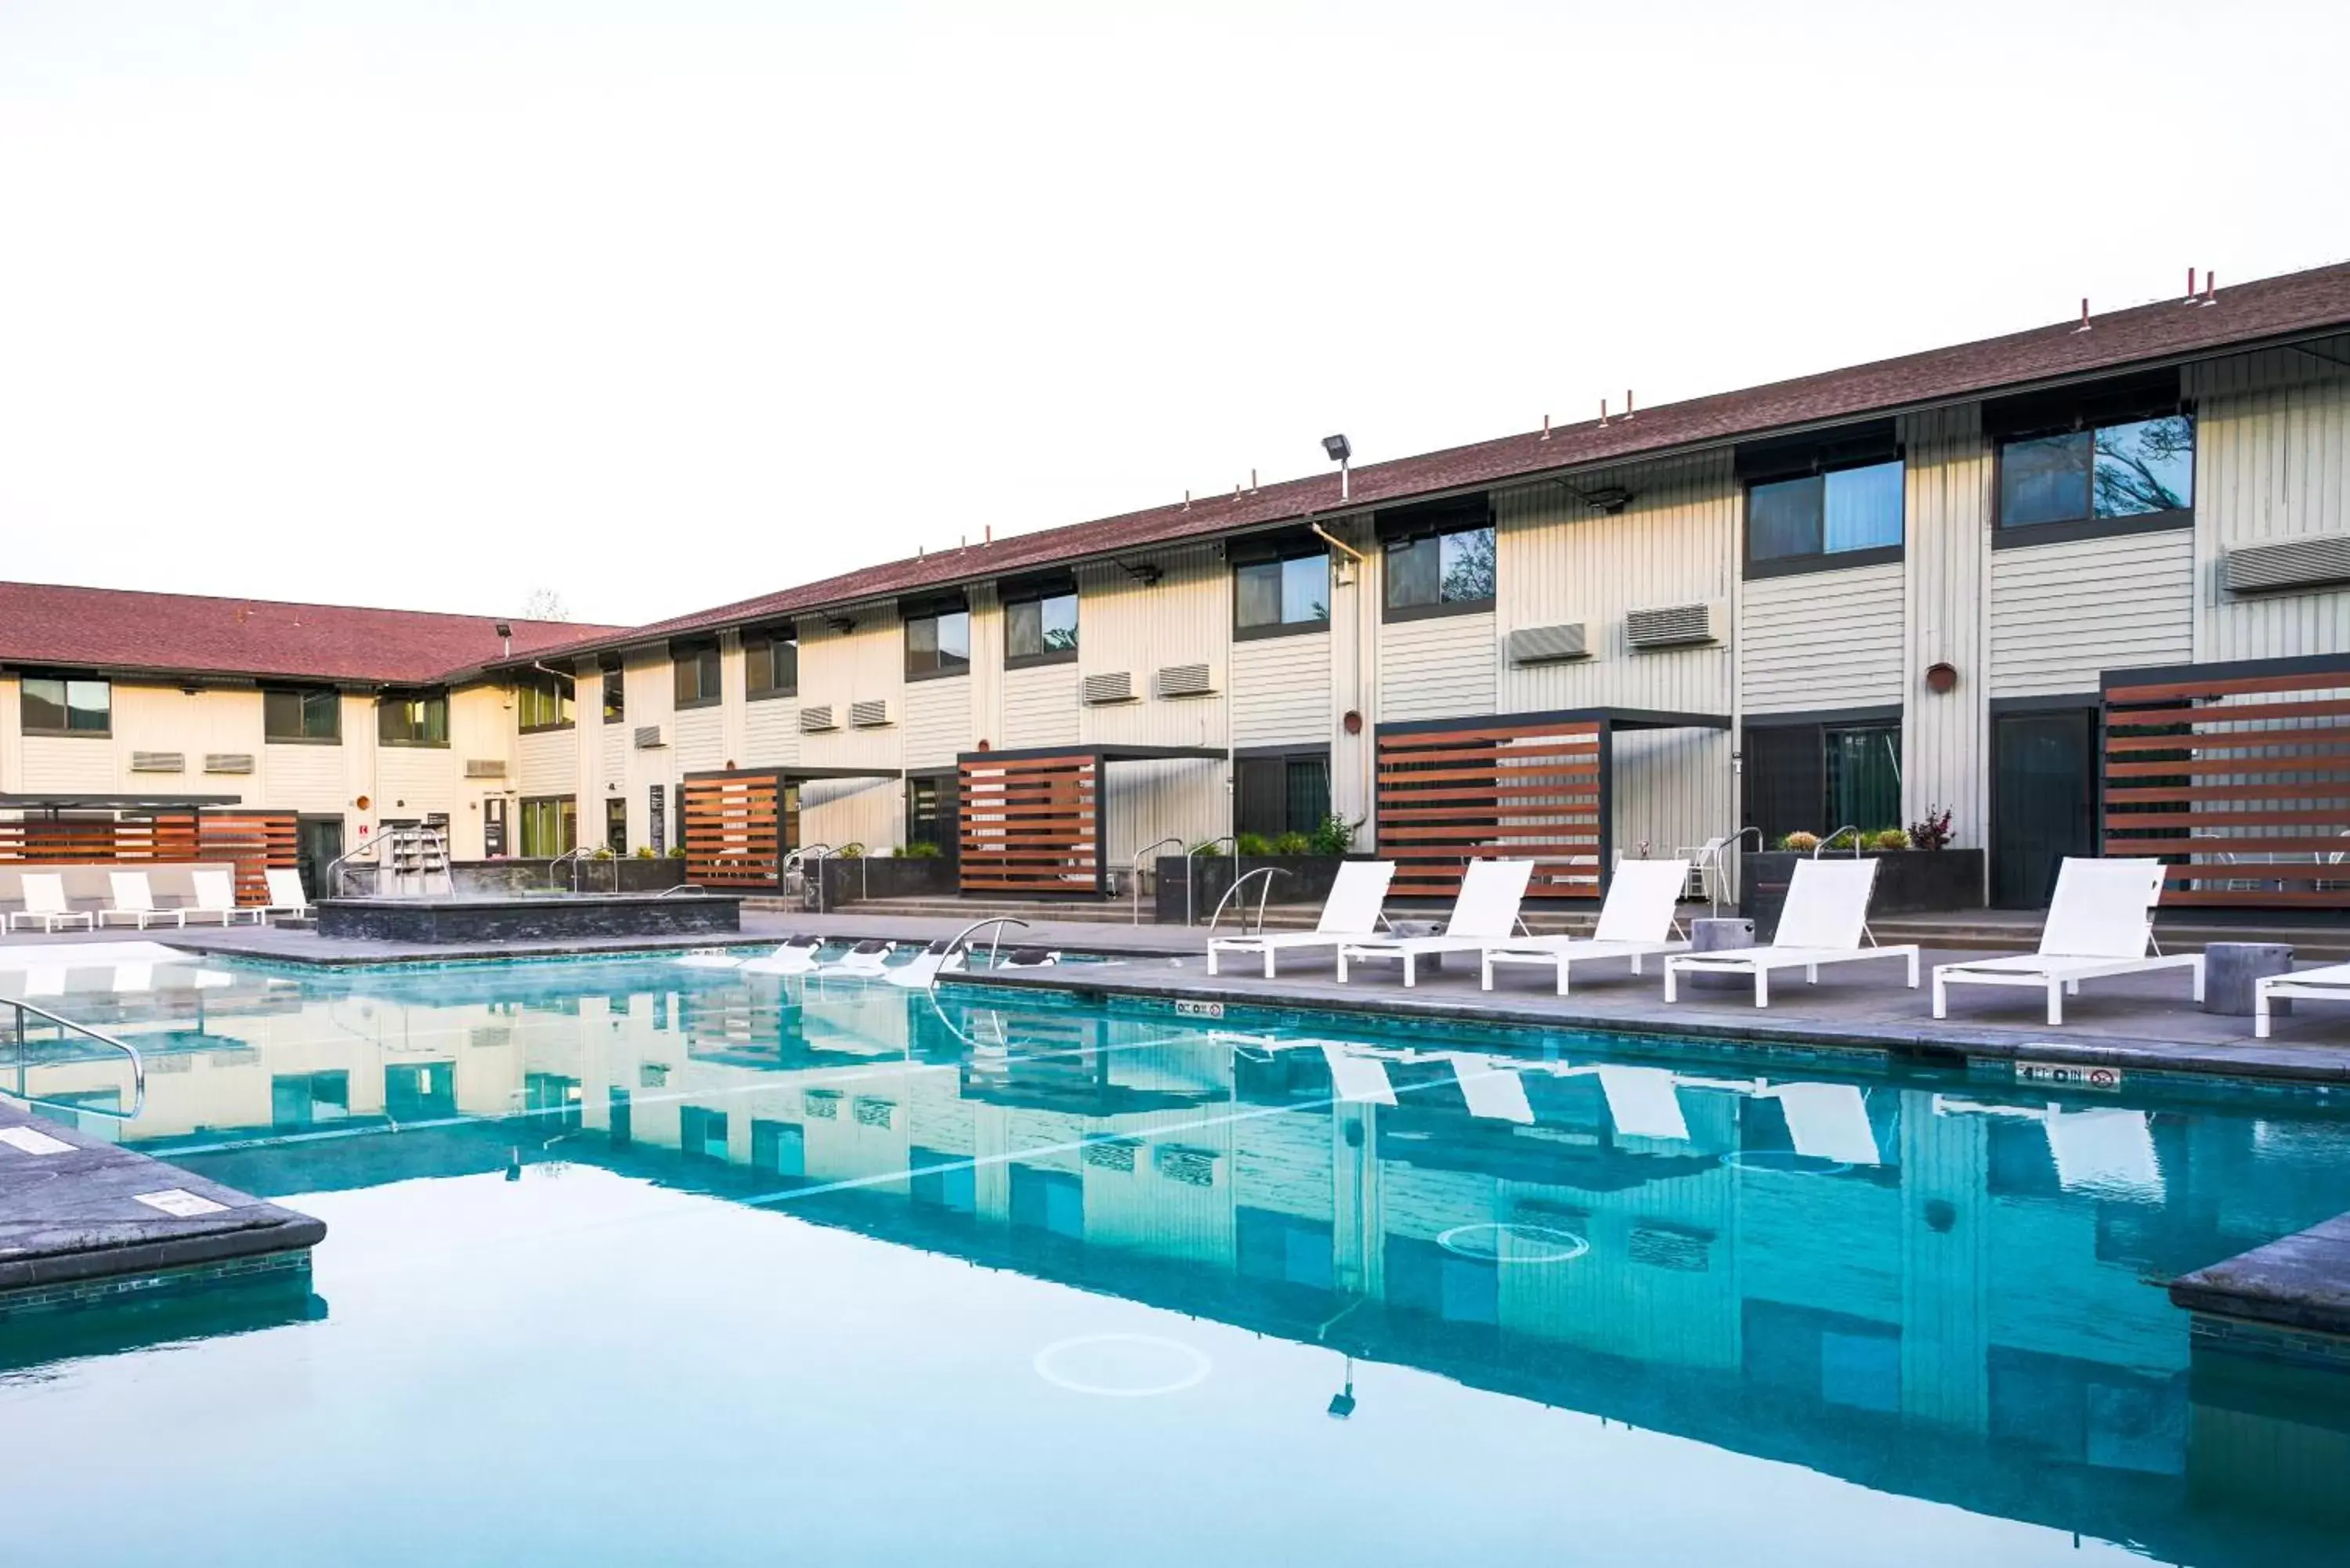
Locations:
316;892;742;944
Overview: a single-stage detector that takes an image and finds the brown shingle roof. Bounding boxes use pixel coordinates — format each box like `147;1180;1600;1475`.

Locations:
515;259;2350;667
0;581;621;686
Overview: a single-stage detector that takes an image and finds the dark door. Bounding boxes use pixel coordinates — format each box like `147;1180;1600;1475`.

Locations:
296;815;344;901
1993;710;2096;908
906;774;959;869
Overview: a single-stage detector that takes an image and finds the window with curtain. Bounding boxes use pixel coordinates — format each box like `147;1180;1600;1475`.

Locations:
1236;753;1332;839
1004;583;1079;664
601;667;625;723
2000;416;2194;529
519;796;577;857
20;672;111;736
904;603;971;678
1748;459;1905;564
1379;495;1495;619
378;690;449;746
1235;551;1329;636
264;686;342;742
515;672;574;732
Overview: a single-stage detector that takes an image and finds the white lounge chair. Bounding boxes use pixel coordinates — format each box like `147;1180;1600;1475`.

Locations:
996;947;1061;970
1932;858;2201;1026
258;868;314;924
98;871;186;930
1336;860;1536;987
8;873;93;932
2254;961;2350;1039
187;868;265;926
1480;858;1690;995
886;938;966;988
1662;858;1918;1006
823;939;898;977
740;935;826;975
1206;861;1397;978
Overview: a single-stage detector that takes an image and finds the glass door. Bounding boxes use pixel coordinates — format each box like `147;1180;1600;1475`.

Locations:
1993;709;2097;908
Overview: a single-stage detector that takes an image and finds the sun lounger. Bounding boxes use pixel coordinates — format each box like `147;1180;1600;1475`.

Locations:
97;871;186;930
1206;860;1396;977
1336;860;1536;987
1932;858;2201;1025
1480;858;1690;994
186;868;265;926
7;873;93;932
823;939;897;976
258;868;314;924
886;938;966;988
2254;960;2350;1039
996;947;1060;969
740;936;825;975
1662;858;1918;1006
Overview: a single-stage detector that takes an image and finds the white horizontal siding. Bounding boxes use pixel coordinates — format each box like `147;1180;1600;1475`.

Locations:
261;742;346;811
672;706;725;772
16;735;114;793
516;728;575;796
1741;561;1906;714
1377;611;1495;722
1989;530;2195;696
740;697;799;767
1003;663;1080;750
1231;634;1329;746
902;677;971;770
598;723;628;789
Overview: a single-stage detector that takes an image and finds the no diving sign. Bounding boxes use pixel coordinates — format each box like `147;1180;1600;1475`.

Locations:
2015;1060;2125;1091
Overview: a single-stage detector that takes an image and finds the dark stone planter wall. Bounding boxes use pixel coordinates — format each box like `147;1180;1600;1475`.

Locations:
1737;849;1985;940
1155;855;1371;923
317;891;740;944
445;859;690;897
821;854;959;905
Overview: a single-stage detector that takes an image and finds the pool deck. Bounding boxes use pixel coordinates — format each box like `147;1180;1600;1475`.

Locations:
0;1099;325;1321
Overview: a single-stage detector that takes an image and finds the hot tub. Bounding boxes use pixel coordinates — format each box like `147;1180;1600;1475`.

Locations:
315;891;743;944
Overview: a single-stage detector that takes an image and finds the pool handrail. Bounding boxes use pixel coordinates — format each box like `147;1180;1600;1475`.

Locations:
1186;836;1237;927
1206;865;1289;938
3;995;146;1121
1131;837;1183;925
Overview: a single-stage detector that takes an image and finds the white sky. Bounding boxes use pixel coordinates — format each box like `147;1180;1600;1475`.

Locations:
3;0;2345;628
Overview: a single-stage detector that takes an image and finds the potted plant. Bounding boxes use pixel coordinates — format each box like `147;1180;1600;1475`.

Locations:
1157;814;1371;923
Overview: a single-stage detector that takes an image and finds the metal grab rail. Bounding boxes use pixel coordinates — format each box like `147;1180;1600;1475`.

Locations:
1185;836;1236;927
1816;825;1863;858
4;997;146;1120
921;916;1032;1053
1130;836;1183;925
785;844;833;912
547;845;593;891
327;822;452;897
1206;866;1289;938
653;882;710;898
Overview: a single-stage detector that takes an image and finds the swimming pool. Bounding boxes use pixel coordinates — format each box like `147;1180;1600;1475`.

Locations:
7;952;2350;1566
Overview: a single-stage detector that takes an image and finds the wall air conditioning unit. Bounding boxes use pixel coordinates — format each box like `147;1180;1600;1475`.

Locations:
1625;600;1723;650
1155;663;1218;698
634;724;667;750
1508;623;1590;665
798;705;838;733
465;759;508;779
1082;671;1137;705
203;753;255;775
849;699;891;728
2225;535;2350;594
130;750;185;774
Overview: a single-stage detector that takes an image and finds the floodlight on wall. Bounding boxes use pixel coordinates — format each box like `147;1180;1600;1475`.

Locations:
494;620;512;657
1322;434;1352;502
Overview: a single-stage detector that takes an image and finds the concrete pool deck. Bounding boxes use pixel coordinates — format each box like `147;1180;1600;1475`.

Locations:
0;1098;325;1321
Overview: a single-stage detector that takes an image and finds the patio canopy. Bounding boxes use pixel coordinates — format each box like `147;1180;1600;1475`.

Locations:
679;766;903;890
956;743;1224;898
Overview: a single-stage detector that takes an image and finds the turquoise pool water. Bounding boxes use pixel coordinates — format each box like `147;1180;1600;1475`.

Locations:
6;952;2350;1565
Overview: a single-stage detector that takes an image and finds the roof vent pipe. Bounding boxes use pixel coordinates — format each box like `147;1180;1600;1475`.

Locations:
2202;271;2218;306
1249;468;1258;493
2186;267;2198;302
1541;414;1551;440
1624;389;1635;419
2075;297;2092;334
1598;398;1609;427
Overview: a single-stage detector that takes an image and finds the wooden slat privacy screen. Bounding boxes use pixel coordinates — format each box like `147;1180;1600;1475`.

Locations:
1376;717;1605;900
0;811;292;904
2104;659;2350;909
682;774;783;888
959;753;1100;895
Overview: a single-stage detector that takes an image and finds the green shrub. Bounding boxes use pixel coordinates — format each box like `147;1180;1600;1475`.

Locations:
667;845;686;858
1272;831;1312;855
632;847;656;859
1308;814;1359;857
901;840;942;859
1820;828;1862;852
1871;827;1908;851
1781;831;1820;852
1235;832;1274;856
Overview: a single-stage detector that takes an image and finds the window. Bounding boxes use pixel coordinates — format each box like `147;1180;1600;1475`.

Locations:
20;672;110;736
906;775;951;854
1741;717;1903;846
1236;752;1332;840
1380;497;1495;620
519;795;577;858
1748;460;1905;565
601;667;625;724
745;629;797;699
1234;539;1330;638
263;686;342;742
905;601;971;679
605;797;628;854
378;689;449;747
515;671;574;732
1004;580;1079;666
1988;370;2195;544
672;641;721;707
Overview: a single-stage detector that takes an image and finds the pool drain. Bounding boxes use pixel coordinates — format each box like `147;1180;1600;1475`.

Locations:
1032;1333;1212;1397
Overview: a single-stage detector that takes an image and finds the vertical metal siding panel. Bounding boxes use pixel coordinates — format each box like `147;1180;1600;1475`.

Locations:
1103;758;1224;873
1231;634;1332;745
2190;338;2350;661
801;777;899;852
1741;565;1906;712
798;605;906;771
1076;545;1231;750
1492;454;1736;868
1987;533;2194;695
1900;406;1991;855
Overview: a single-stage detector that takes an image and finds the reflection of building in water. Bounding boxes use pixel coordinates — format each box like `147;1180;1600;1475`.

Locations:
24;964;2350;1551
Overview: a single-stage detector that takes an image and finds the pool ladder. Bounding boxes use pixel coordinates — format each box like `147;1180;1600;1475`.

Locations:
2;995;146;1120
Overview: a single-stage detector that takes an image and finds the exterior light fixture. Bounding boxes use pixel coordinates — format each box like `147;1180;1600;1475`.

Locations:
1322;434;1352;502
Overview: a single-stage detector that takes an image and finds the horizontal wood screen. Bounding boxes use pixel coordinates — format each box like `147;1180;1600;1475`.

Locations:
960;753;1100;895
1376;717;1604;900
0;811;291;904
2104;659;2350;909
682;775;783;888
